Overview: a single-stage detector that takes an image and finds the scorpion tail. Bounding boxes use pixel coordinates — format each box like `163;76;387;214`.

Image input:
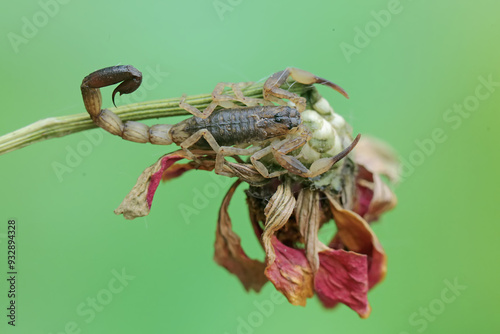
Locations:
80;65;173;145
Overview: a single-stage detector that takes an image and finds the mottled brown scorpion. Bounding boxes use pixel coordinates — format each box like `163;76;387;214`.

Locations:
80;65;360;180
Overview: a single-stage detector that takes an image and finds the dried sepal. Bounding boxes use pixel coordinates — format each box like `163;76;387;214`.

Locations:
314;248;371;318
262;179;296;264
264;236;314;306
295;188;326;273
214;180;268;292
325;192;387;288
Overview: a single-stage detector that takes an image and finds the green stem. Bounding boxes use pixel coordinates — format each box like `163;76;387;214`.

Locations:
0;81;310;155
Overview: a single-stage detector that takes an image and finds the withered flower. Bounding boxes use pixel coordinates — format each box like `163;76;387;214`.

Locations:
113;90;398;317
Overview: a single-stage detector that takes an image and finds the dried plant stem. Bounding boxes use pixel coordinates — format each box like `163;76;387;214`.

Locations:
0;82;310;156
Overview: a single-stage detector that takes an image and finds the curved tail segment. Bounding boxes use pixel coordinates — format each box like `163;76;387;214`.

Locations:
81;65;142;117
80;65;173;144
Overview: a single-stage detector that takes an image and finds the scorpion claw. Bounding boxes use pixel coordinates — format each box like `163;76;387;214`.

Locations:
288;67;349;99
264;67;349;112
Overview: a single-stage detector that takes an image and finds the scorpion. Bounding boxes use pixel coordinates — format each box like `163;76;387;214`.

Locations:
80;65;360;180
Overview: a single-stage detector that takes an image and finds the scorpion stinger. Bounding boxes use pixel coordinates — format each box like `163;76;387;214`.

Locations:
81;65;142;114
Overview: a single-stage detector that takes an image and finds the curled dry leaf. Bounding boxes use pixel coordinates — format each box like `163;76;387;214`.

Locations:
262;180;296;264
214;180;268;292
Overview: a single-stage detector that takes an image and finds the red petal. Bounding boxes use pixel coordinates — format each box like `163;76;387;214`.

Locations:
264;236;314;306
353;135;400;183
115;151;188;219
161;162;215;182
326;193;387;289
161;163;195;181
314;248;371;318
354;182;374;218
146;154;185;209
355;164;397;223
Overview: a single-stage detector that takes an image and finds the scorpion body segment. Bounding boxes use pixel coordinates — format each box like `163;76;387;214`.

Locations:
170;105;301;148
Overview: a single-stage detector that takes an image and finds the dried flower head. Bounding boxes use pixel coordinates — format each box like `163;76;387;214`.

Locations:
114;86;398;318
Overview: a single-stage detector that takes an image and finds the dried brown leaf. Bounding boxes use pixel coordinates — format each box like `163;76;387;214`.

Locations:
214;180;268;292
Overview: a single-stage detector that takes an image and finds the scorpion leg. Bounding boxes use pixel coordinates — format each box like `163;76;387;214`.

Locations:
178;129;220;162
178;129;258;178
215;146;262;177
272;134;361;178
263;68;349;112
81;65;174;145
220;82;273;108
179;82;272;119
249;144;288;178
179;82;244;119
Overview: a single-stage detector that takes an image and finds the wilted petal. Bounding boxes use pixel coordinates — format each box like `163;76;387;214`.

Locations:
354;182;373;219
114;152;187;219
354;135;400;183
366;173;397;223
161;161;214;181
296;188;325;273
355;166;397;223
325;192;387;289
264;236;314;306
314;248;370;318
214;180;268;292
262;180;296;264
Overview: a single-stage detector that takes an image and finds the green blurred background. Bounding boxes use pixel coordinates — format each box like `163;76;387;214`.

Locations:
1;0;499;333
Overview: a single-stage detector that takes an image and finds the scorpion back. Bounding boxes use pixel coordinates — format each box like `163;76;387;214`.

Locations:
170;105;301;149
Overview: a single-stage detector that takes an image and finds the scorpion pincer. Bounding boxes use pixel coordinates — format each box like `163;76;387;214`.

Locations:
80;65;359;180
